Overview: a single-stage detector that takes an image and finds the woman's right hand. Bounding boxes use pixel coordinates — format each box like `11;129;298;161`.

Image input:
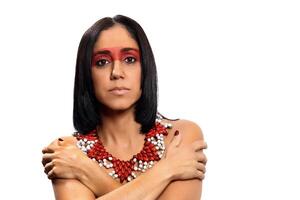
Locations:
42;137;91;180
161;130;207;181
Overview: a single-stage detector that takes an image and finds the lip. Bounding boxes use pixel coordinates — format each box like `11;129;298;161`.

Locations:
109;87;130;95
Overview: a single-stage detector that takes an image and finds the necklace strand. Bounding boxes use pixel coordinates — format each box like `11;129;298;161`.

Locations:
73;114;172;183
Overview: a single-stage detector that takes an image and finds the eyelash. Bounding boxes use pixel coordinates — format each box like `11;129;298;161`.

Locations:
124;56;137;64
95;56;137;67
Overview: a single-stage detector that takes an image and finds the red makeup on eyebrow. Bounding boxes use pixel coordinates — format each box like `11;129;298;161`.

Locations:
92;47;140;65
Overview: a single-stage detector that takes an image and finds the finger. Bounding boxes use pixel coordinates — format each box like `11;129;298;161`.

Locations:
169;130;178;144
58;138;65;146
174;131;182;147
44;161;53;174
49;138;65;148
47;168;56;180
196;162;206;174
192;140;207;151
169;130;182;148
42;153;55;166
42;146;54;154
42;140;60;153
196;170;205;180
196;152;208;164
164;132;179;157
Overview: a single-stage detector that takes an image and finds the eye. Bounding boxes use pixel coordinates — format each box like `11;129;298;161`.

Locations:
96;59;110;67
124;56;136;64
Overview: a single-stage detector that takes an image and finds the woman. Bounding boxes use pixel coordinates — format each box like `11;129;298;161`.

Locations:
42;15;208;200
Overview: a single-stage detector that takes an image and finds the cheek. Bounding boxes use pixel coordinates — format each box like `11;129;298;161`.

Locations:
133;68;142;97
91;71;107;96
134;66;142;87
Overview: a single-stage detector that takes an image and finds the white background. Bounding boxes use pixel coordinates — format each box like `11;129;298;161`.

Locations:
0;0;299;199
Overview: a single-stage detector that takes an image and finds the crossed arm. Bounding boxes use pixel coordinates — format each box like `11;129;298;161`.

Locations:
42;120;208;200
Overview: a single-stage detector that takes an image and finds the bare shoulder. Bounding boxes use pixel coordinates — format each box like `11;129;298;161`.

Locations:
157;118;204;200
173;119;204;140
161;118;204;146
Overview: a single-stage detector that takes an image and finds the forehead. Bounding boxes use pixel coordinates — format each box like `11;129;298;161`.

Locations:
93;24;139;51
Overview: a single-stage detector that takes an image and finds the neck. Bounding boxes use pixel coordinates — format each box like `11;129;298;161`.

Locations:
97;107;143;148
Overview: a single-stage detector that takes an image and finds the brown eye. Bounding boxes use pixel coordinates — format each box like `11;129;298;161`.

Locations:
124;57;136;64
96;59;109;67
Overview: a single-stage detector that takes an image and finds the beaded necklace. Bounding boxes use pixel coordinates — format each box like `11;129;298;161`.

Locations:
73;114;172;183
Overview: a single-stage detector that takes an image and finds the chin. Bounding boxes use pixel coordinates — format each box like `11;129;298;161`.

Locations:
102;100;137;112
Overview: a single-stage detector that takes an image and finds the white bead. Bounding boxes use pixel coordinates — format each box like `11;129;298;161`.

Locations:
108;157;113;161
139;160;142;164
84;138;87;142
134;166;138;170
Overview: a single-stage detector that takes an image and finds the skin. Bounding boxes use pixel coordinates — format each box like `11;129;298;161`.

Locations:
43;120;207;199
42;24;208;200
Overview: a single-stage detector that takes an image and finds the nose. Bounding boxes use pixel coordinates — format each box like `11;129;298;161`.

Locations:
110;60;125;80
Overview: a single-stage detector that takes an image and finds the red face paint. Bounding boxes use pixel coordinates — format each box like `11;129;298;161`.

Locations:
92;47;140;67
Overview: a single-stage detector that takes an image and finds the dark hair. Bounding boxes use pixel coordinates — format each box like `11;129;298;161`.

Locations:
73;15;158;134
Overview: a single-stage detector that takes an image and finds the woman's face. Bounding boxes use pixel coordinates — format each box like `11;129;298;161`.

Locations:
91;24;142;112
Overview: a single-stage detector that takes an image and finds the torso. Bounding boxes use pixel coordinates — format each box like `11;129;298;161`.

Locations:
61;116;188;185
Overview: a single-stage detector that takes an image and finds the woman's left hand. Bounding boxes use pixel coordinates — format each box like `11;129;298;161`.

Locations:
41;137;90;180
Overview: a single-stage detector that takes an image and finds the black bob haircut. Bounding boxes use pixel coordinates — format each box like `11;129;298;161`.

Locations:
73;15;158;135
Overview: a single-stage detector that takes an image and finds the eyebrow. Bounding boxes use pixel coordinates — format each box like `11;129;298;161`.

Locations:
93;47;139;56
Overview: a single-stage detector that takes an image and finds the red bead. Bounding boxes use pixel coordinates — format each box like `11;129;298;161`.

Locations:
75;122;168;183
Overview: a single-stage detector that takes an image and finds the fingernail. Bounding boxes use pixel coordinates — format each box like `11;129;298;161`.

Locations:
174;130;179;136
